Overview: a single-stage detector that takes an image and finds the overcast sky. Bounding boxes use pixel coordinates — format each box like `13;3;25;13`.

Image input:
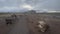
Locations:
0;0;60;12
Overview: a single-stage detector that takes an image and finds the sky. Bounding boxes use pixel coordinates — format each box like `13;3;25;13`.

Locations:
0;0;60;12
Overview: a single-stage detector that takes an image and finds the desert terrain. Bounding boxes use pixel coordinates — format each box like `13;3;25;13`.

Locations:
0;13;60;34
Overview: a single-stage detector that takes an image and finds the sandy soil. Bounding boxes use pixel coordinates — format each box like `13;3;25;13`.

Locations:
26;14;60;34
0;14;60;34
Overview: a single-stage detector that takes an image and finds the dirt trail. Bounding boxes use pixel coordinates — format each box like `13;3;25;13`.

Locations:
8;16;29;34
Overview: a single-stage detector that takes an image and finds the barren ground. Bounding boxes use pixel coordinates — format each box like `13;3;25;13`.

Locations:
0;14;60;34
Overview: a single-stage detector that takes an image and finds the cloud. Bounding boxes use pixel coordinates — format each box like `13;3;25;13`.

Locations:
0;0;60;12
0;0;6;2
0;6;19;12
21;4;34;10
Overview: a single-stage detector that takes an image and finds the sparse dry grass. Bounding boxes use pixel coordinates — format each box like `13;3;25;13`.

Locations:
0;14;17;34
0;13;60;34
26;14;60;34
